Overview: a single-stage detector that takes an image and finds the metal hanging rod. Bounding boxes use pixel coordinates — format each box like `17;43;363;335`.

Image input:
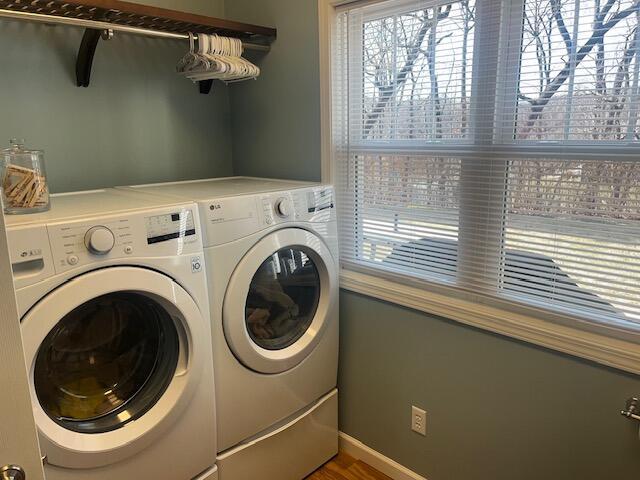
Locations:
0;8;270;93
0;8;271;52
0;9;270;52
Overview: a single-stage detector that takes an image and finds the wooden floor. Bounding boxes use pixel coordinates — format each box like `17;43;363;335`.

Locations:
306;452;393;480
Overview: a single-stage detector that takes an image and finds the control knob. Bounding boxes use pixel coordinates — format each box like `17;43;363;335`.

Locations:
84;226;115;255
275;197;292;218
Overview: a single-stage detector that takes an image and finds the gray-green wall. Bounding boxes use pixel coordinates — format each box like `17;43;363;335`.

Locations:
225;0;322;182
340;291;640;479
225;1;640;479
4;0;640;477
0;0;232;193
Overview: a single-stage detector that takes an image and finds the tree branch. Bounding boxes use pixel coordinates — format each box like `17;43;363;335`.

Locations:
599;0;618;21
524;0;640;131
518;91;536;103
550;0;572;54
363;5;452;136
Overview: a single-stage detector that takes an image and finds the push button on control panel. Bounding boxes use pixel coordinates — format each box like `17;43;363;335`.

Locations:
67;255;79;266
261;198;274;225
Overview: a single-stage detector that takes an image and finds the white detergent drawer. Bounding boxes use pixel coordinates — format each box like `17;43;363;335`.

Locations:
217;389;338;480
194;465;218;480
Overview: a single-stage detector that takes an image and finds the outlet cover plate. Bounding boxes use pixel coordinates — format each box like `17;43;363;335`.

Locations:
412;406;426;435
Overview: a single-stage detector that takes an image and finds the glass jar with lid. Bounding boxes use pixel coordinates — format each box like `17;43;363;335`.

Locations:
1;138;50;214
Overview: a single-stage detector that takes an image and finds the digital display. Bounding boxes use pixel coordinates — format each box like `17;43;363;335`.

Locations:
145;210;196;245
147;230;196;245
307;190;334;213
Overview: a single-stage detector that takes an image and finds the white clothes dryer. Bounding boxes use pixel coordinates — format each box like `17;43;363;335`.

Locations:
6;189;218;480
120;178;339;480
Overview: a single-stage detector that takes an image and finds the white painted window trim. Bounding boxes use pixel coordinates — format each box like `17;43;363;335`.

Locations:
318;0;640;375
341;268;640;375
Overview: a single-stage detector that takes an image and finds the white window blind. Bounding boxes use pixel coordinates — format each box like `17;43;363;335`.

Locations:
356;2;475;141
512;0;640;142
503;158;640;320
334;0;640;331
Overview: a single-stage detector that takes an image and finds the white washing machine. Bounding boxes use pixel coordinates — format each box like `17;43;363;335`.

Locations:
120;177;339;479
6;189;218;480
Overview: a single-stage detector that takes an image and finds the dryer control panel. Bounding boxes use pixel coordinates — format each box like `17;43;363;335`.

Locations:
7;203;203;284
199;186;336;247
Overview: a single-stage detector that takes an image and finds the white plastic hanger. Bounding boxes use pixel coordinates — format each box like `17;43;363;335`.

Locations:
176;33;197;72
178;32;260;84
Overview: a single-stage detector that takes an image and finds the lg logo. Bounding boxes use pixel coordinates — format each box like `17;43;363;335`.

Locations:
209;204;221;211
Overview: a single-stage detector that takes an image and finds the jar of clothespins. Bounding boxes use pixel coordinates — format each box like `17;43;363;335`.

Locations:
1;139;50;214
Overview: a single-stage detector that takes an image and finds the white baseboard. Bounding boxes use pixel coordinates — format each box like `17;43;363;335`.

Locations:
338;432;427;480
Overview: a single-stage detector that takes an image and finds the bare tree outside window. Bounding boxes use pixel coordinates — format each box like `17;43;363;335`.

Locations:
517;0;640;141
343;0;640;323
362;1;475;141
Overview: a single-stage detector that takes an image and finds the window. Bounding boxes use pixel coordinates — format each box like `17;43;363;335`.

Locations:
513;0;640;142
358;3;475;141
334;0;640;332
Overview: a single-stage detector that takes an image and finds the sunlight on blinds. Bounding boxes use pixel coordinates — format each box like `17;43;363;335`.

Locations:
334;0;640;331
513;0;640;141
504;158;640;323
357;1;475;141
341;153;460;281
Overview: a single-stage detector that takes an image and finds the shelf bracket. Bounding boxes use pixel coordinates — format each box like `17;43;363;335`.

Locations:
76;28;102;88
2;1;276;93
76;28;213;94
199;80;213;95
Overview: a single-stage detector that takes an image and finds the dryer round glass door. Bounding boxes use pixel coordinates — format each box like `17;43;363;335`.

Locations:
245;247;320;351
20;267;208;469
224;228;338;374
33;292;179;434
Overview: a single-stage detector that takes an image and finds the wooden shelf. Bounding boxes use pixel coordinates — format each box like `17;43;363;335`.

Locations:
0;0;277;43
0;0;276;93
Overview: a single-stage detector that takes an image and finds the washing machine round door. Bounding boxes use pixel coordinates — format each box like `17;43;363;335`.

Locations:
20;267;208;469
223;228;337;374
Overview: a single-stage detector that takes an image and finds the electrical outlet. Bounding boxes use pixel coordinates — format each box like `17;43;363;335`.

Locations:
411;406;427;436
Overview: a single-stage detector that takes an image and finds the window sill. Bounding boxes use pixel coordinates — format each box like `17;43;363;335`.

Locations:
339;268;640;375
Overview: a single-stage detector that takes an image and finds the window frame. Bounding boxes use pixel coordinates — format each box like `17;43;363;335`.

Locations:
319;0;640;374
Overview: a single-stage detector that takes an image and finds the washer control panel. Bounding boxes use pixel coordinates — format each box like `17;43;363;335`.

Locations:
145;210;196;245
44;205;200;273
